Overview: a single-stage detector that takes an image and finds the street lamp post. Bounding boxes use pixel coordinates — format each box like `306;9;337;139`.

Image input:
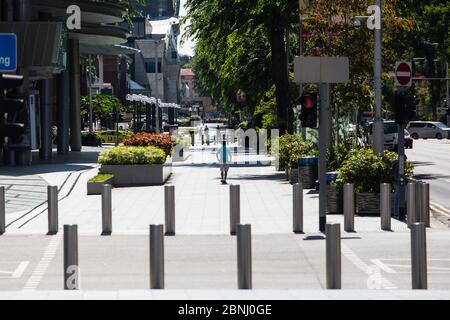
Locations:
355;1;384;155
373;0;384;156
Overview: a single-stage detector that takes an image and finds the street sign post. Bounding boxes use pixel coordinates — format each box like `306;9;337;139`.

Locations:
395;62;413;87
0;34;17;73
393;61;412;221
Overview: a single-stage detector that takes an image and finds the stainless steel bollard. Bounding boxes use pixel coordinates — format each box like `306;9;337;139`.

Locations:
0;186;5;235
47;186;59;235
420;183;430;228
343;184;355;232
326;223;341;289
64;225;79;290
150;224;165;289
237;224;252;290
165;185;176;236
293;183;304;234
101;184;112;235
411;222;427;289
380;183;392;231
230;185;241;236
407;183;418;227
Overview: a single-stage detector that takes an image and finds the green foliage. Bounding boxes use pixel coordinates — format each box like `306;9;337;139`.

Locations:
88;174;114;183
81;131;103;147
81;94;124;120
98;146;167;165
336;149;414;194
275;134;318;171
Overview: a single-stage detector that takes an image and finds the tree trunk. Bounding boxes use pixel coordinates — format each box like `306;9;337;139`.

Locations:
268;10;291;135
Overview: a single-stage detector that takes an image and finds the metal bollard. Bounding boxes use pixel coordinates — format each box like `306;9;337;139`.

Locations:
64;225;79;290
343;184;355;232
326;223;341;289
237;224;252;290
229;185;241;236
420;183;430;228
165;185;176;236
101;184;112;236
380;183;392;231
150;224;165;289
47;186;59;235
0;186;5;235
293;183;304;234
407;183;418;228
411;222;427;289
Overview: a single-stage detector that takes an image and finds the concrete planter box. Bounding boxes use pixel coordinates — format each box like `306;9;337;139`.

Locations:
87;177;115;195
172;148;191;162
99;159;172;187
356;192;380;215
327;185;341;214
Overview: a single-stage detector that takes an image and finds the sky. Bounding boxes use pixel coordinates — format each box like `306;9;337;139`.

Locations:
178;0;196;56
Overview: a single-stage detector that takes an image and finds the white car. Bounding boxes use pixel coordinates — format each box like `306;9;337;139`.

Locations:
407;121;450;140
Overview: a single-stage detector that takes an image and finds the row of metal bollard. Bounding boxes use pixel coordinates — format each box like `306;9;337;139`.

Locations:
0;182;430;290
0;184;178;237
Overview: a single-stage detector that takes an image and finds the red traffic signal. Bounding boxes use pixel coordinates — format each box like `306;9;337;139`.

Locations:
300;93;318;128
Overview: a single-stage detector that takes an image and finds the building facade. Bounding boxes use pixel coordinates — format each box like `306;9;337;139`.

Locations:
129;16;181;104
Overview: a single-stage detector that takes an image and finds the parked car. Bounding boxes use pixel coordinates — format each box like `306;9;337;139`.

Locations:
96;130;133;144
367;121;413;150
407;121;450;140
368;121;398;150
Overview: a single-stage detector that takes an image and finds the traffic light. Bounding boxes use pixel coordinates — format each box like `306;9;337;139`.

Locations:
394;92;417;125
300;93;318;128
394;92;405;125
404;94;417;123
0;74;26;141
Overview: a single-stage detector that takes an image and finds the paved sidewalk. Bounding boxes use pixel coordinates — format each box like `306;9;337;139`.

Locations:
5;144;411;235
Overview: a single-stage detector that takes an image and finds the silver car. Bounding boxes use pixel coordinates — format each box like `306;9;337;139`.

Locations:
407;121;450;140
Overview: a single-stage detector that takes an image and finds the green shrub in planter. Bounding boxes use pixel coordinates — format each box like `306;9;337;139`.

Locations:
336;148;414;193
81;131;102;147
88;174;114;183
98;146;167;165
274;134;318;171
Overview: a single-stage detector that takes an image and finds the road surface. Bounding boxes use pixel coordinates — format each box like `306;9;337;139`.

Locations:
406;139;450;218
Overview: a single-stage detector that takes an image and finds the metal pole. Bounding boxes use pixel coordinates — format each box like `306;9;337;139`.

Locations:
64;225;79;290
319;83;330;232
326;223;341;289
293;183;303;234
411;222;427;289
101;184;112;236
237;224;252;290
164;185;175;236
230;184;241;236
88;55;93;133
421;183;430;228
407;182;417;228
373;0;384;156
0;186;5;235
380;183;392;231
343;183;355;232
150;224;165;289
47;185;59;235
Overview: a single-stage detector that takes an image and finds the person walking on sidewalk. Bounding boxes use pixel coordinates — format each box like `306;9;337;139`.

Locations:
216;140;232;184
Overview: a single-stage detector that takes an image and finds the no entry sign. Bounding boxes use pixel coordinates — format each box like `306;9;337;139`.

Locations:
395;61;412;87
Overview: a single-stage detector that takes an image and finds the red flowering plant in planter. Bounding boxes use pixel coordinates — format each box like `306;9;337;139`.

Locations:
123;133;174;157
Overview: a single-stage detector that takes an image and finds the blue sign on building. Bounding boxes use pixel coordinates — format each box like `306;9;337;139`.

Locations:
0;34;17;72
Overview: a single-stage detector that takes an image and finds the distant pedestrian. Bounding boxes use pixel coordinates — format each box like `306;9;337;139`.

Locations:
216;140;232;184
205;125;210;146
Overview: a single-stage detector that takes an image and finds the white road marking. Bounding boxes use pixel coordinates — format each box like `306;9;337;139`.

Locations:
23;235;61;291
369;258;450;274
0;261;30;279
341;243;398;289
370;259;396;274
430;202;450;216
